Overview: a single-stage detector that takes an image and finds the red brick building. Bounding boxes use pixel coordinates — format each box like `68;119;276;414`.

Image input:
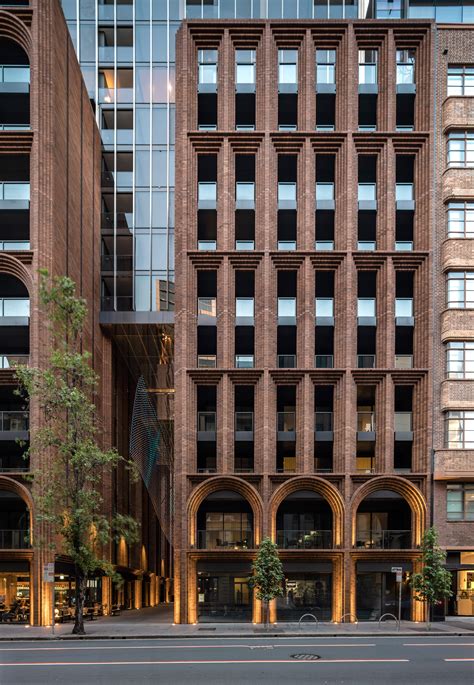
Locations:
0;0;172;626
174;20;439;623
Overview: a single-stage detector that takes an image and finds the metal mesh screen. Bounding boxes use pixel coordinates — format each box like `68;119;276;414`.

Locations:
129;375;173;542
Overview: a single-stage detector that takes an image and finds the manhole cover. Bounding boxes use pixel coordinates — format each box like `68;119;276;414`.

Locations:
291;653;321;661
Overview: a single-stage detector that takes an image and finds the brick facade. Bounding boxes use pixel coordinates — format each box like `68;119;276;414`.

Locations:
174;20;435;624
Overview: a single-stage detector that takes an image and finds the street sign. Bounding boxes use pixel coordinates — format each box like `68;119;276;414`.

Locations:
392;566;403;582
43;562;54;583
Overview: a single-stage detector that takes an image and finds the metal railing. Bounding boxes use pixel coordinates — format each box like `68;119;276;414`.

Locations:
0;411;29;431
277;411;296;432
357;354;376;368
357;412;375;432
277;354;296;368
315;355;334;368
197;530;253;549
197;411;216;433
394;412;413;432
315;411;333;432
355;530;411;549
276;529;332;549
0;529;30;549
235;411;253;433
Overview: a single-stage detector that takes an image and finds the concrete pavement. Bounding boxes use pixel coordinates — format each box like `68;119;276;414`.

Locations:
0;635;473;684
0;605;473;640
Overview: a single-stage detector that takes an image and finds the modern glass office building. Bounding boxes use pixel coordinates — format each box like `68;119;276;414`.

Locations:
61;0;474;321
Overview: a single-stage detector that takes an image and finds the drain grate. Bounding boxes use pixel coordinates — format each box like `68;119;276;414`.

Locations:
291;653;321;661
198;627;217;631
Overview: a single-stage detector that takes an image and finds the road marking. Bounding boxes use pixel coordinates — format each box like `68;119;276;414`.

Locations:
0;659;410;667
444;658;474;662
404;643;474;647
0;643;376;652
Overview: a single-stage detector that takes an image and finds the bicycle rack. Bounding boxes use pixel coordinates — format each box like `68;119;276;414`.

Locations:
378;613;400;631
340;613;358;628
298;613;318;628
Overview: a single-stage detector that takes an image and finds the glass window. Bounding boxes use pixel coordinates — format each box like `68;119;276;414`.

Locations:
446;341;474;379
79;24;96;62
396;49;415;85
153;25;167;63
395;298;413;318
135;25;151;64
358;50;378;85
358;298;376;317
278;49;298;85
198;182;217;203
235;50;256;85
198;49;218;85
396;183;414;202
447;484;474;521
316;182;334;201
447;66;474;96
278;182;297;203
447;271;474;308
447;131;474;168
358;183;376;201
236;182;255;202
447;202;474;238
278;297;296;318
446;411;474;449
316;49;336;84
315;297;334;317
236;297;254;318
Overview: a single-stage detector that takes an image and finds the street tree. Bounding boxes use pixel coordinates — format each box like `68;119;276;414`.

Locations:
250;537;284;627
15;271;139;635
410;527;452;628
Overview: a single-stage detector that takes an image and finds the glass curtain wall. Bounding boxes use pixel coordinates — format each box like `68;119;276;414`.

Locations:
63;0;474;312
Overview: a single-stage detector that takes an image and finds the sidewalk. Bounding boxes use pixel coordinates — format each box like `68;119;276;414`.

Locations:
0;606;473;640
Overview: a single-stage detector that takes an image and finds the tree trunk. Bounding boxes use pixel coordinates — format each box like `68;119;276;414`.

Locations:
426;601;431;632
264;600;270;629
72;572;86;635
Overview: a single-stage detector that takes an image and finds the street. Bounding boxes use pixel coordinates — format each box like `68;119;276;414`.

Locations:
0;635;473;684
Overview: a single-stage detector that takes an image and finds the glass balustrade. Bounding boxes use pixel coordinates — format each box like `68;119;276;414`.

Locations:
0;182;30;201
0;411;29;431
277;411;296;432
276;529;332;549
0;65;30;83
355;529;411;549
357;412;375;432
0;298;29;317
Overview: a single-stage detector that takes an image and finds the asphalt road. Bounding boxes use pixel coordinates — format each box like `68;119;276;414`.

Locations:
0;635;473;684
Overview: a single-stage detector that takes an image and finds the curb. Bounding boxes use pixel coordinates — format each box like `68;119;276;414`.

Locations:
0;631;472;641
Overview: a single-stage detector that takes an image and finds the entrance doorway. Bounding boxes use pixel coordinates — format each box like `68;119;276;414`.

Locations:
356;566;412;620
197;572;252;622
277;572;332;621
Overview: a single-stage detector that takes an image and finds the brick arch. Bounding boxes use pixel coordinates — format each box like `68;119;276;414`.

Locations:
0;254;33;295
350;476;427;547
187;476;264;547
0;475;34;542
269;477;345;548
0;11;32;58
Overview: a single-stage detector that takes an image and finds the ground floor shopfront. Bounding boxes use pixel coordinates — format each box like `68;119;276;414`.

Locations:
445;551;474;617
0;554;172;625
189;554;423;624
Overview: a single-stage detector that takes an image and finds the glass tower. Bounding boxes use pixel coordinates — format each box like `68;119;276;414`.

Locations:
62;0;474;323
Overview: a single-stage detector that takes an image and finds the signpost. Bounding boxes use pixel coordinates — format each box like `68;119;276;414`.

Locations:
43;562;55;635
392;566;403;628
